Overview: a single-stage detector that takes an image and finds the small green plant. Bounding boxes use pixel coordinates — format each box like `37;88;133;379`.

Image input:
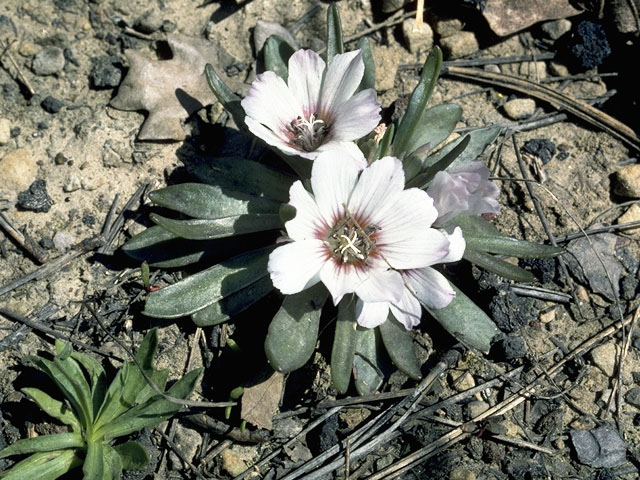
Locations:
0;329;202;480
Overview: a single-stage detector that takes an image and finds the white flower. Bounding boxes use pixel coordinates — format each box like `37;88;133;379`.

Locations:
241;49;381;161
427;161;500;226
268;148;461;321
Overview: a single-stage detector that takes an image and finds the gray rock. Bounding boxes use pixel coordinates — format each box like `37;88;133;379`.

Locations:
168;424;201;468
0;118;10;145
590;342;618;377
434;18;463;38
541;19;572;40
503;98;536;120
53;231;75;252
32;47;65;75
614;164;640;198
89;55;122;89
402;18;434;53
625;387;640;408
570;423;627;468
439;31;479;59
135;10;163;34
17;180;52;213
41;96;65;114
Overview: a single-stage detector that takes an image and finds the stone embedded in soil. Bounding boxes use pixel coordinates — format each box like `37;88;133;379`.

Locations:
570;423;627;468
402;18;434;53
518;61;547;80
134;10;163;34
168;424;201;468
53;231;75;252
522;138;557;164
439;31;479;59
89;55;123;88
541;19;572;40
614;164;640;198
220;449;248;477
434;18;463;38
466;400;490;419
17;180;53;212
450;371;475;392
449;468;476;480
625;387;640;408
32;46;65;75
590;342;618;377
0;117;10;145
490;333;526;361
621;274;639;300
41;96;65;114
617;203;640;238
489;289;536;332
0;148;38;193
502;98;536;120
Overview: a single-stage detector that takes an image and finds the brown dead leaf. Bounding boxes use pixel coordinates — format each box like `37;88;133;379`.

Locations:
482;0;582;36
110;33;238;141
240;370;284;430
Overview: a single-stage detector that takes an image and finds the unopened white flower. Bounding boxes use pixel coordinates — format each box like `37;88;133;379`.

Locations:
268;149;455;311
427;161;500;226
241;49;381;161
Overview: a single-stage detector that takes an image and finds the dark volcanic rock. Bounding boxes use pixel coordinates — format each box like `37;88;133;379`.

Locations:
17;180;53;213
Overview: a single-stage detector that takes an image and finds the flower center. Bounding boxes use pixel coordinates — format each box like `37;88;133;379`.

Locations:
327;217;378;264
288;113;329;152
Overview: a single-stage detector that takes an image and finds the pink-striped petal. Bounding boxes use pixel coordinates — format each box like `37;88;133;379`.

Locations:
329;89;381;141
285;181;329;241
404;267;456;310
319;50;364;120
353;268;404;304
268;240;327;295
389;287;422;330
356;299;390;328
287;49;325;117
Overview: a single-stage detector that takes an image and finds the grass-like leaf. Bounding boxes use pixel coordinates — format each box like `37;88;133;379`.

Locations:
464;248;536;282
403;103;461;161
356;37;375;92
204;63;245;129
21;388;81;432
264;35;295;81
331;296;357;394
326;3;344;62
0;450;82;480
379;315;421;380
353;327;383;396
0;433;83;459
82;440;104;480
464;233;564;258
406;134;471;189
150;213;282;241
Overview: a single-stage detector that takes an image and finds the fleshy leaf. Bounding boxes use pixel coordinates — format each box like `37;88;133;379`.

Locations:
356;37;375;92
0;450;82;480
393;47;443;159
406;134;471;188
353;327;384;396
0;433;84;458
452;214;501;236
427;284;499;352
464;248;536;282
204;63;246;129
136;328;159;371
379;315;421;380
113;442;149;470
70;351;107;416
188;156;295;202
326;3;344;62
464;233;564;258
331;296;357;394
103;445;124;480
82;440;104;480
150;213;282;240
403;104;462;161
149;183;280;220
144;246;274;319
425;125;500;169
264;35;295;81
191;275;274;326
21;388;82;432
264;283;328;373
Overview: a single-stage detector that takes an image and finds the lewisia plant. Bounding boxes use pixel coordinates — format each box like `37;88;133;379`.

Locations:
125;4;564;395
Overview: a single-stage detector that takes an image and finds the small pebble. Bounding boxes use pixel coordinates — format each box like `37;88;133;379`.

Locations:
89;55;122;88
402;18;434;53
617;204;640;238
518;61;547;80
221;449;249;477
134;10;163;34
614;164;640;198
570;423;627;468
161;19;177;33
41;96;65;114
439;31;479;59
54;153;69;165
490;333;526;361
0;149;38;192
434;18;463;38
541;19;572;40
17;179;53;212
522;138;557;164
466;400;490;419
53;231;75;252
449;467;476;480
625;387;640;408
63;173;82;192
0;118;10;145
32;47;65;75
503;98;536;120
590;342;618;377
450;371;475;392
561;21;611;71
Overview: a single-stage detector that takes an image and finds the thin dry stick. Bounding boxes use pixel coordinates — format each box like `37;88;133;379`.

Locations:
155;429;208;480
0;211;48;263
366;313;637;480
443;66;640;152
606;306;640;417
0;39;35;95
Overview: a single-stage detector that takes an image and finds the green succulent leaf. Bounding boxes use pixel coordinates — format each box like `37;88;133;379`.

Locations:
331;296;357;394
113;442;149;470
21;388;82;432
464;233;564;258
425;125;500;170
149;183;280;220
103;445;124;480
403;103;462;162
265;283;328;373
82;440;104;480
452;214;501;236
144;246;274;319
191;275;274;326
204;63;245;129
264;35;295;81
427;284;499;353
0;433;84;459
353;327;384;396
379;315;421;380
121;225;212;268
70;351;108;416
136;328;159;370
98;367;203;441
393;47;443;159
326;3;344;62
356;37;375;92
188;156;295;202
406;134;471;188
150;213;282;240
0;449;82;480
463;248;536;282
